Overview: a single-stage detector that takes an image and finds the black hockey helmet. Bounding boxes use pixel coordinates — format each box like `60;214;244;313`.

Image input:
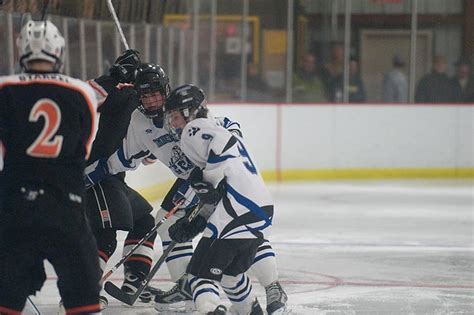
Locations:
164;84;207;139
134;63;171;119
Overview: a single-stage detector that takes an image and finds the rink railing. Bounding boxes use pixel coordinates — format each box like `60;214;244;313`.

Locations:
125;102;474;201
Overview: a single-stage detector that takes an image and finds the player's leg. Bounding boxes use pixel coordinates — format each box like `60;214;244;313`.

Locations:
120;185;157;298
221;274;263;315
152;179;195;309
0;227;43;314
121;214;157;297
86;177;134;308
49;196;102;314
86;178;134;276
221;238;265;315
153;208;194;311
94;229;118;276
158;178;195;280
249;239;288;314
186;238;264;314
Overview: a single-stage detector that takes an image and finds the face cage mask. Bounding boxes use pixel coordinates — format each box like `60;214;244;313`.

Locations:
138;91;166;119
165;106;199;141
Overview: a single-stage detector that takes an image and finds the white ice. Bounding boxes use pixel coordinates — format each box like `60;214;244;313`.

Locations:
26;180;474;314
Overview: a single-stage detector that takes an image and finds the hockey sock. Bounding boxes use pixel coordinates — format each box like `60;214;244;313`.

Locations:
221;273;256;314
163;240;193;282
249;240;279;287
189;276;221;314
94;229;118;273
123;214;156;275
156;208;193;282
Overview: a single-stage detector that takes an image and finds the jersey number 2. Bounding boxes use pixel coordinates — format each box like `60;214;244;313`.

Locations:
26;99;64;158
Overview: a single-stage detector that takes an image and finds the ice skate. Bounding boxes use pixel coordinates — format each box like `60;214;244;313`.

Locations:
58;295;108;314
153;275;195;312
265;281;288;314
207;305;227;315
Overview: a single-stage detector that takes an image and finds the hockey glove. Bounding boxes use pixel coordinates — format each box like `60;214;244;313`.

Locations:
109;49;141;83
84;158;109;189
190;179;226;205
172;182;200;211
168;214;207;243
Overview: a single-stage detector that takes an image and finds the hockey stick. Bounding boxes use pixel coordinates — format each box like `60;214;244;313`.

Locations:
100;199;184;285
27;297;41;315
106;0;130;50
104;203;203;305
40;0;50;21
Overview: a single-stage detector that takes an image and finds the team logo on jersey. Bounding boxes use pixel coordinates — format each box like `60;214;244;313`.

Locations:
168;145;194;175
188;127;200;136
153;134;175;147
210;268;222;275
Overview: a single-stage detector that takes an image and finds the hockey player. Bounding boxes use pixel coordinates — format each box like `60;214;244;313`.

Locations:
163;84;282;314
0;20;101;314
84;64;241;309
85;55;166;306
86;80;287;313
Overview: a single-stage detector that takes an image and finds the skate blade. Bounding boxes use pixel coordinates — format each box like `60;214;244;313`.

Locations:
154;301;195;313
269;306;290;315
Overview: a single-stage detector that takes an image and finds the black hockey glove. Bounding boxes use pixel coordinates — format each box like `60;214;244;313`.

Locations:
168;214;207;243
190;180;226;205
187;167;226;205
109;49;141;83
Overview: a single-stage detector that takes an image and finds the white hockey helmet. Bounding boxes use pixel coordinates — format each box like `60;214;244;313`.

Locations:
17;20;65;71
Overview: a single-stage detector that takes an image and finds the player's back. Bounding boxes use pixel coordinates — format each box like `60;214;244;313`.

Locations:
0;72;97;191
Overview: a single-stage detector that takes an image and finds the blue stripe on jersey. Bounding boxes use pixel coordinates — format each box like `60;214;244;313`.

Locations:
206;222;219;239
219;184;272;238
117;146;132;168
227;184;272;224
207;154;236;164
222;220;269;239
223;117;240;129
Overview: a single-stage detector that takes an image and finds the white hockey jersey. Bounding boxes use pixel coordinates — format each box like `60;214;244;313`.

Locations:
180;118;273;240
85;109;242;181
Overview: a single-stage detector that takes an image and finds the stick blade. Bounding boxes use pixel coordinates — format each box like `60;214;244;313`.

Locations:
104;281;137;306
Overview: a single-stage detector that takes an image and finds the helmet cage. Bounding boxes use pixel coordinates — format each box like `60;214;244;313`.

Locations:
164;84;207;140
136;83;170;119
135;64;170;119
166;104;203;141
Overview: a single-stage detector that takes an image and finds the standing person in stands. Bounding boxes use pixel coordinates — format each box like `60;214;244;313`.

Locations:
415;56;457;103
383;54;408;103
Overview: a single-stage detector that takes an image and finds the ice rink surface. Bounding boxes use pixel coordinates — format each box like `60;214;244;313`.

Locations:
28;180;473;314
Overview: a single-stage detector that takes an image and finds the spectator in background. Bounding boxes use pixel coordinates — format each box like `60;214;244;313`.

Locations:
321;42;344;98
451;57;474;103
293;52;327;102
383;54;408;103
348;57;366;103
323;42;345;80
326;56;366;103
415;55;457;103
